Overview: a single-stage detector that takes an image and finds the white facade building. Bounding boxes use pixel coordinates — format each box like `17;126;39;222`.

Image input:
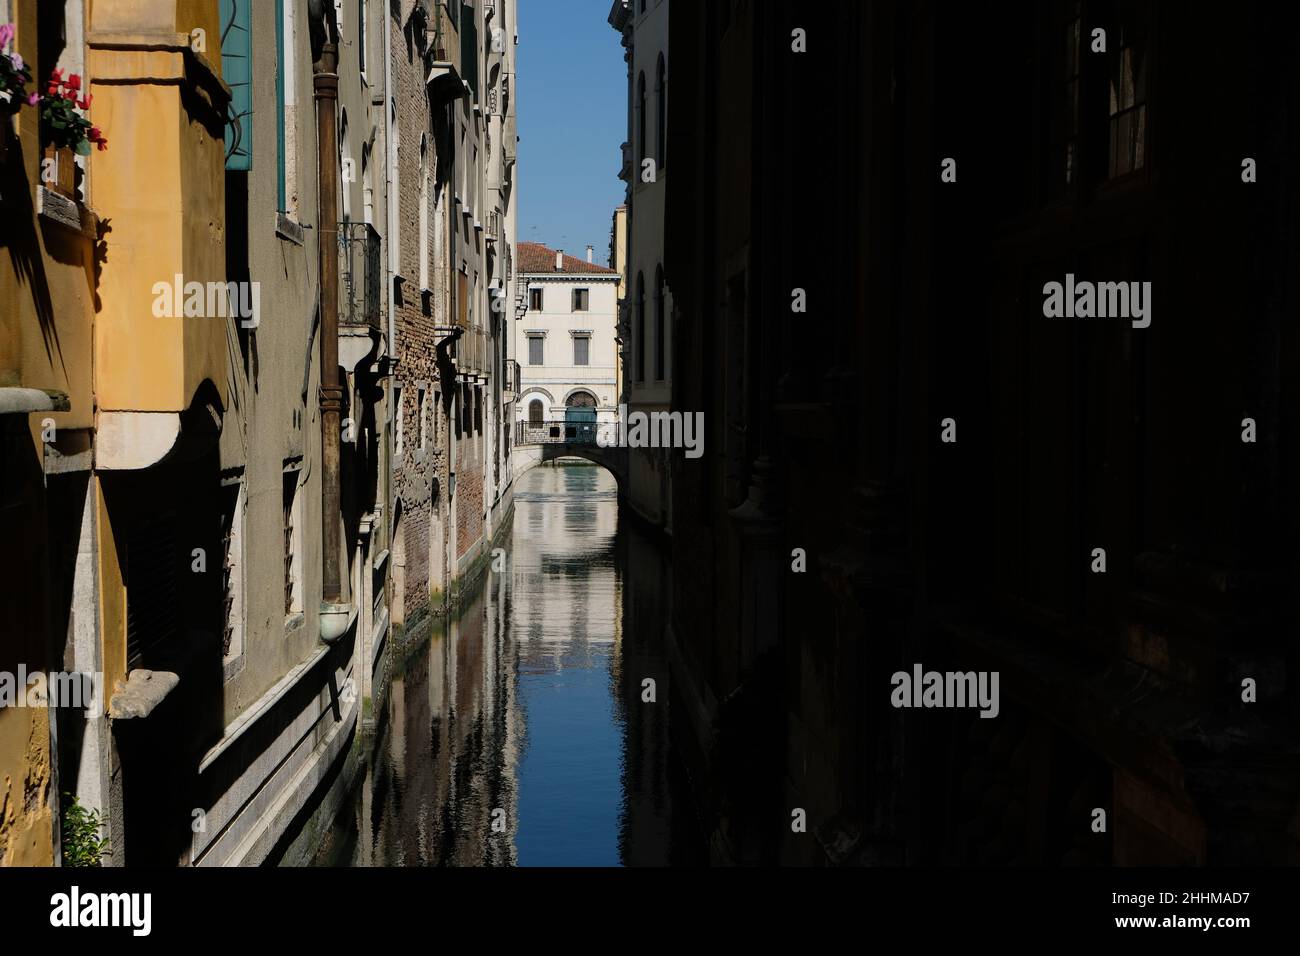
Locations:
516;242;621;442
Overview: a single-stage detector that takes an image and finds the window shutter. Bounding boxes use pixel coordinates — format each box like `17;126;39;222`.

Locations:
220;0;254;170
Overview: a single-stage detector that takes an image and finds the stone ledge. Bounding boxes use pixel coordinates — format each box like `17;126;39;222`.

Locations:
109;669;180;719
37;187;98;239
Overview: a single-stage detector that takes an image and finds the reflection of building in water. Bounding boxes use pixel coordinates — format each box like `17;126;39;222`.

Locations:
314;463;702;866
510;466;620;671
336;574;522;867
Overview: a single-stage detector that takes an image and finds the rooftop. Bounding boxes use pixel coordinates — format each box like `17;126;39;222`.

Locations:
518;242;620;276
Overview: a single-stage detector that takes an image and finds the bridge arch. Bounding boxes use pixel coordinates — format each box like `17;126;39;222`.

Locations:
513;438;628;495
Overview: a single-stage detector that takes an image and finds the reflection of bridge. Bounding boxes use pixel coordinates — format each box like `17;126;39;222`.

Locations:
514;420;628;491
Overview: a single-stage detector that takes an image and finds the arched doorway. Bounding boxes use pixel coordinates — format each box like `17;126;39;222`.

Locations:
565;391;597;444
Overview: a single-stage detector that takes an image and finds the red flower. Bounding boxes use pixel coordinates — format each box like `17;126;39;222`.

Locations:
67;74;81;91
50;68;63;80
77;94;91;110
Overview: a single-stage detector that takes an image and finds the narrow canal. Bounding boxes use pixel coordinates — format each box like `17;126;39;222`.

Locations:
312;462;706;866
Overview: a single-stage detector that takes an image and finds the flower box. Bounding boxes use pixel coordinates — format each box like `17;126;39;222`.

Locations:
42;142;77;199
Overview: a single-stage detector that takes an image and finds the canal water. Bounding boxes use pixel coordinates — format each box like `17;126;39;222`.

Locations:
312;462;706;866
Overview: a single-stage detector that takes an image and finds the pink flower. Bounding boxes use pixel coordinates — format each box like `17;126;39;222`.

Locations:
0;24;14;50
26;92;38;106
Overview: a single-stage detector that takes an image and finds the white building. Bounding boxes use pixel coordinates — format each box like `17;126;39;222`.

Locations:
516;242;621;442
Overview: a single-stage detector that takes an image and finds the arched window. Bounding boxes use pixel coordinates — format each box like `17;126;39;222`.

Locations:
637;71;647;170
635;272;646;383
362;142;374;225
340;109;352;221
528;399;544;425
655;54;667;170
418;134;429;289
654;265;666;381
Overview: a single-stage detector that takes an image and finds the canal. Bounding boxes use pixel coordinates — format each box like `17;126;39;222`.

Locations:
311;462;706;866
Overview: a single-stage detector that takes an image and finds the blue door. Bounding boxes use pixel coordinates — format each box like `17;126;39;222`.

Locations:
564;406;597;443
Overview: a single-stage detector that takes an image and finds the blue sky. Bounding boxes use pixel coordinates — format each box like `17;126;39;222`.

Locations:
517;0;627;265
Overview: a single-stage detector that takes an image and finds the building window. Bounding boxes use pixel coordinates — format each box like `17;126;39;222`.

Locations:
654;266;666;380
220;0;254;170
528;399;545;424
394;383;404;458
529;287;544;312
389;97;400;269
419;136;430;289
275;0;297;215
417;385;428;452
528;334;544;366
637;71;647;166
219;478;245;665
635;272;646;383
572;288;589;311
362;142;374;224
359;0;368;78
573;334;590;366
1108;10;1149;179
656;54;667;170
283;466;303;619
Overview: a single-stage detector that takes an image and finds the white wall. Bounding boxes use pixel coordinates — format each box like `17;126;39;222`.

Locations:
517;276;620;422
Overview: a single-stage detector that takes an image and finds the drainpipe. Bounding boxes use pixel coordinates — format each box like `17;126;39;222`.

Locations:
384;0;396;428
315;39;353;640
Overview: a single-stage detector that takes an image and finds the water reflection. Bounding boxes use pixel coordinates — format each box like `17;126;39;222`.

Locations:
314;463;703;866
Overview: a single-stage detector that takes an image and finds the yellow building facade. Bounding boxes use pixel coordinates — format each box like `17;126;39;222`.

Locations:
0;0;229;864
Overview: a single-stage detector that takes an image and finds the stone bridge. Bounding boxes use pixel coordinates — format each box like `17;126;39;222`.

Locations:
513;421;628;492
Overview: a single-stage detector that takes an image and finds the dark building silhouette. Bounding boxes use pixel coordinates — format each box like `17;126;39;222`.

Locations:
664;0;1300;865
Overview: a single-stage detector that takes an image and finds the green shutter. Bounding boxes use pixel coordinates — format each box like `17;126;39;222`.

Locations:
220;0;253;170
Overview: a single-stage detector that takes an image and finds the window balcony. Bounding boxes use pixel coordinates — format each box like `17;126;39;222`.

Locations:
427;3;464;103
340;222;382;332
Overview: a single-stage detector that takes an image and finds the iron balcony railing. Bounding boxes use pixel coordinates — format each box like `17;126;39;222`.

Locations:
517;419;598;446
340;222;382;330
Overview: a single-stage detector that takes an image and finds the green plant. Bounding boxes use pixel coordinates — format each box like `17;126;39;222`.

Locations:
61;793;108;867
40;69;106;154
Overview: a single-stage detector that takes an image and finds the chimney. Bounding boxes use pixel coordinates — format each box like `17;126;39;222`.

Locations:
586;245;594;263
555;249;564;271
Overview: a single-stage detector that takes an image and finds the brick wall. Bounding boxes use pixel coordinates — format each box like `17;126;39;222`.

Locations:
389;10;451;621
